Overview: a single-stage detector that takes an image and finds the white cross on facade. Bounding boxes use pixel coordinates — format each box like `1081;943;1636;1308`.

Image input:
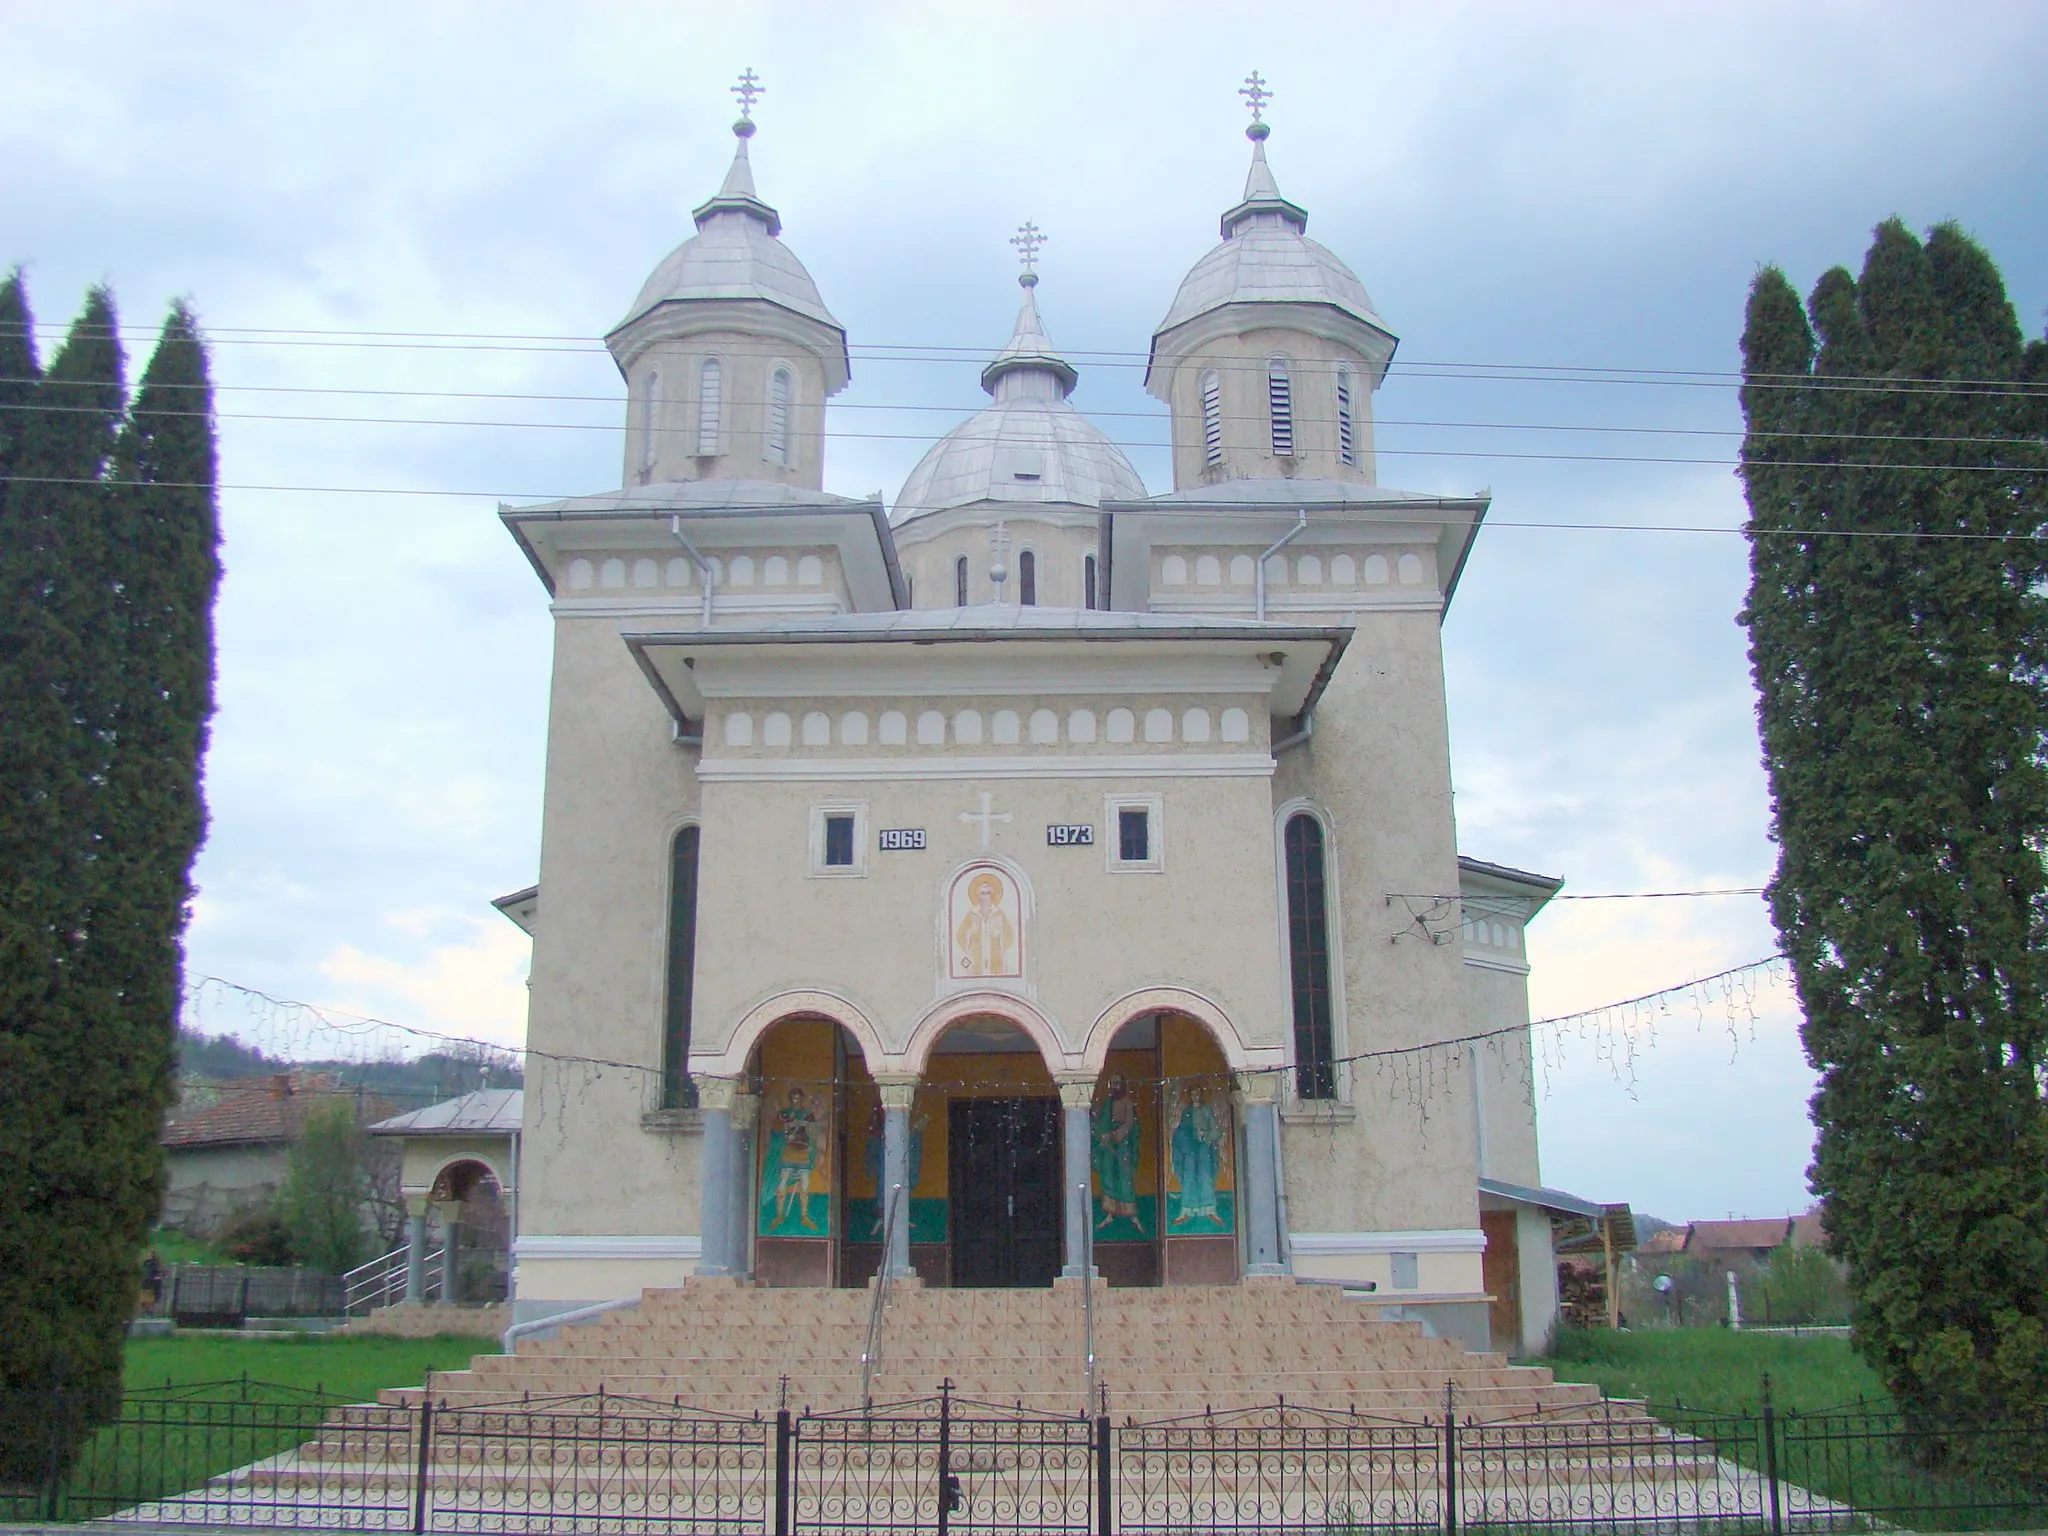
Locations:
958;791;1012;850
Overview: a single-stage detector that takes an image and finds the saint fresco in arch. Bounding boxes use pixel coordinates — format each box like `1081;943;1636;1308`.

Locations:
949;866;1022;979
762;1086;826;1234
1168;1083;1229;1231
1092;1073;1143;1233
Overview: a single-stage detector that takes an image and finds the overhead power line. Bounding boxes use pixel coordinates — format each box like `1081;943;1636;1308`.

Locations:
8;473;2043;542
2;396;2042;453
17;324;2048;399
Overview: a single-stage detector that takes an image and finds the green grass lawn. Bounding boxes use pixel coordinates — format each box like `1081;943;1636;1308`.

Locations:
1533;1325;1890;1415
144;1227;230;1267
124;1330;497;1402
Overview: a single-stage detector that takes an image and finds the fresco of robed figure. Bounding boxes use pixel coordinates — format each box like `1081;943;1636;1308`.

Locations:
949;866;1021;979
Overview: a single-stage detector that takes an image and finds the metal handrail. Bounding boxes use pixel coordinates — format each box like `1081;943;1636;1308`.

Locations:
1080;1181;1098;1414
341;1242;445;1315
859;1182;906;1409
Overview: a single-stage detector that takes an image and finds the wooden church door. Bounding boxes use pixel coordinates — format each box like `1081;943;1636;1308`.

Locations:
948;1098;1061;1286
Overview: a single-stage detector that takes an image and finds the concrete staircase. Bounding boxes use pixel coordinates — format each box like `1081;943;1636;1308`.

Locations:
383;1275;1602;1421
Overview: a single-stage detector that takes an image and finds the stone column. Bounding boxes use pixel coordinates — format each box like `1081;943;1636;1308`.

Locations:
403;1196;431;1303
430;1200;464;1301
1058;1079;1097;1279
878;1081;918;1279
695;1077;737;1277
728;1091;759;1279
1240;1078;1285;1275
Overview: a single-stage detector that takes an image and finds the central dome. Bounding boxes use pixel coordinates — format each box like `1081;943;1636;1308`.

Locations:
891;278;1145;527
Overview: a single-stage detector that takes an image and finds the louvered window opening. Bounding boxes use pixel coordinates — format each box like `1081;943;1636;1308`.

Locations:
696;359;721;456
662;825;701;1109
1284;813;1337;1099
1268;360;1294;457
1201;371;1223;464
955;555;969;607
1019;550;1036;606
1336;367;1356;465
639;368;661;481
766;367;792;465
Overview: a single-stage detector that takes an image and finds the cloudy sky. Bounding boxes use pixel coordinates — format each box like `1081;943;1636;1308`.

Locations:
6;1;2045;1223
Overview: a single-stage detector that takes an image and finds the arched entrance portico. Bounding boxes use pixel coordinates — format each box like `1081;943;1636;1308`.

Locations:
1090;1012;1243;1287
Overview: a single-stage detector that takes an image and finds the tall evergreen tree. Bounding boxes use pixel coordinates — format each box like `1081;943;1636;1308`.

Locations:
0;269;39;485
1740;221;2048;1459
0;289;130;1476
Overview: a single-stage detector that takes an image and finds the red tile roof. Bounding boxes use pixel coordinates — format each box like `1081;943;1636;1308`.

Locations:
161;1073;362;1150
1685;1217;1794;1252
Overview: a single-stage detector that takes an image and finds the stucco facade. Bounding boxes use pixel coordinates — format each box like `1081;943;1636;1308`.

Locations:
500;105;1571;1353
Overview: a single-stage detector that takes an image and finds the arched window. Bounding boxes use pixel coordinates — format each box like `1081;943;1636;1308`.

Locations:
1283;813;1336;1099
1019;549;1037;606
638;368;661;482
662;825;701;1109
696;358;721;457
1084;554;1098;610
1200;370;1223;465
765;367;792;465
1335;365;1356;465
955;554;969;607
1267;356;1294;458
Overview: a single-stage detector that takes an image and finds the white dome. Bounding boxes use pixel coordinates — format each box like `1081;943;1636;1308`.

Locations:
892;396;1146;526
1154;132;1389;341
892;279;1145;526
612;128;841;336
1158;223;1384;336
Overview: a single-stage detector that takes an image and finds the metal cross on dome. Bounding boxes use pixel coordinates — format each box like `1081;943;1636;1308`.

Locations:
1239;70;1272;124
1010;220;1047;275
731;68;764;120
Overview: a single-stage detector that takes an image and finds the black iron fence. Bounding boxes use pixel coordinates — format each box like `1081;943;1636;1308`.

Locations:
149;1264;347;1325
7;1377;2048;1533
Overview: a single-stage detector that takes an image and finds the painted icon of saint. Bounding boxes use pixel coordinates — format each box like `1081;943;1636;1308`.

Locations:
1170;1085;1226;1228
954;872;1016;977
766;1086;823;1233
1092;1073;1142;1230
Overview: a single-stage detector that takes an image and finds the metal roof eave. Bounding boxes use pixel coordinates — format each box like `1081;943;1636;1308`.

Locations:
622;620;1352;730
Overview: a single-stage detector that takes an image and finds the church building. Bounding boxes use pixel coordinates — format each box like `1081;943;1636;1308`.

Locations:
497;81;1574;1356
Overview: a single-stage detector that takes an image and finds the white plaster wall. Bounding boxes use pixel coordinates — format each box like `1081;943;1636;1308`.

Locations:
554;540;851;627
1159;327;1380;488
520;616;708;1267
1516;1203;1561;1355
893;510;1104;610
1462;965;1543;1188
1272;601;1480;1243
623;332;832;490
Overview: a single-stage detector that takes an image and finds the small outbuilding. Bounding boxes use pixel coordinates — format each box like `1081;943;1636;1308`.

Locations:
366;1089;522;1305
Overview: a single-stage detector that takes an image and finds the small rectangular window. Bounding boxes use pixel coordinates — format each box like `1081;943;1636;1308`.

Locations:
1118;808;1149;863
823;814;855;867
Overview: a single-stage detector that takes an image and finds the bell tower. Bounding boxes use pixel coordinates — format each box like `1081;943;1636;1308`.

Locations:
1145;74;1397;491
605;72;850;492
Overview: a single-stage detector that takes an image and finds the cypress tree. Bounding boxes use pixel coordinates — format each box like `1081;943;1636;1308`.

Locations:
0;269;38;485
0;289;132;1477
1740;222;2048;1464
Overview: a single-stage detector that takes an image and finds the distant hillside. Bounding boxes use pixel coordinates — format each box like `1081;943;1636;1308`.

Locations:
176;1028;523;1107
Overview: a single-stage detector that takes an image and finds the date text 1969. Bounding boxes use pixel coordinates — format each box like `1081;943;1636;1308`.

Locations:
877;828;925;851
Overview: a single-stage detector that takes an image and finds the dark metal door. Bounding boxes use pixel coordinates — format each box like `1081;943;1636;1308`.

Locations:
949;1098;1062;1287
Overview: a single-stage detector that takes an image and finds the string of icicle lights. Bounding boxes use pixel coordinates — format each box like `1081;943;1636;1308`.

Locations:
181;954;1790;1107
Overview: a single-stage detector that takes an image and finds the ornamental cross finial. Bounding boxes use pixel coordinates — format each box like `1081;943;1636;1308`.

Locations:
1239;70;1272;124
731;68;764;120
1010;220;1047;275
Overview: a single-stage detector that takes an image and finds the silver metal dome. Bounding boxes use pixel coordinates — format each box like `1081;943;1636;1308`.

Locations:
892;280;1146;527
1154;134;1388;339
613;126;842;335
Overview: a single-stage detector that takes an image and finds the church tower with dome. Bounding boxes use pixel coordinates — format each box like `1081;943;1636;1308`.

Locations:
486;74;1586;1367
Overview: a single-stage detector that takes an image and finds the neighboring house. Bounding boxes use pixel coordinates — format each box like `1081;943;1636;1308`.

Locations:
159;1072;381;1238
1683;1217;1798;1267
1789;1205;1828;1251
